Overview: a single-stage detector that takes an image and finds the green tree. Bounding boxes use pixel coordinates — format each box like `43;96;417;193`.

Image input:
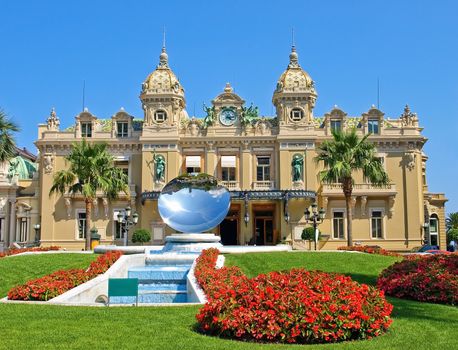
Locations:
0;110;20;162
50;140;128;250
446;212;458;232
315;129;389;246
132;229;151;245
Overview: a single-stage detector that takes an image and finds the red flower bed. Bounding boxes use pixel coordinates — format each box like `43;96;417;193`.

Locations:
338;246;401;257
7;251;122;301
377;254;458;305
195;248;393;344
0;246;61;259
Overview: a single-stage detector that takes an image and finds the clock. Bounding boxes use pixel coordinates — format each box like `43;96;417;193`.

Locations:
219;107;237;126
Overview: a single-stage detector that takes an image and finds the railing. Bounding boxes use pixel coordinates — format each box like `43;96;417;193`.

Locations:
322;183;397;195
220;181;239;190
252;181;275;190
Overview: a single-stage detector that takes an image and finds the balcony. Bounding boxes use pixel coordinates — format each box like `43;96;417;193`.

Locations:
220;181;240;190
252;181;275;190
321;183;397;196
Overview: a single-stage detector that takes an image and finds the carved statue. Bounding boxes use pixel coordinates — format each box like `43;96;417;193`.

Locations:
154;155;166;182
46;108;60;130
8;158;18;178
291;154;304;182
240;103;259;126
400;104;418;127
202;104;216;129
43;154;54;174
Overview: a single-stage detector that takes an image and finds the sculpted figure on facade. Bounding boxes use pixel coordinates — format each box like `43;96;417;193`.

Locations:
240;104;259;127
154;155;166;183
400;105;418;127
202;104;216;129
43;153;54;174
291;154;304;182
46;108;60;131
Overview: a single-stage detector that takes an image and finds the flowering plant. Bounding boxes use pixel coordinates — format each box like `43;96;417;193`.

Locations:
195;249;393;344
0;246;61;259
377;254;458;305
338;245;401;257
7;251;122;301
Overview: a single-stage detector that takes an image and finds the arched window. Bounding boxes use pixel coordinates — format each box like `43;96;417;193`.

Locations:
153;110;167;124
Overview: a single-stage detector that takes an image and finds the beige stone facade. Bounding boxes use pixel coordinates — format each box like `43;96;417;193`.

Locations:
1;45;447;251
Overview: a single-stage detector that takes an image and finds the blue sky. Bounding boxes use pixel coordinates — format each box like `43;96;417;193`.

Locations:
1;0;457;212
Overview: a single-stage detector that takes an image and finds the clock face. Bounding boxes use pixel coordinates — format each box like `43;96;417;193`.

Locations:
219;107;237;126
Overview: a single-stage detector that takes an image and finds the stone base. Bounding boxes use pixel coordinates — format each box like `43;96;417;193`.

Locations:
159;233;222;254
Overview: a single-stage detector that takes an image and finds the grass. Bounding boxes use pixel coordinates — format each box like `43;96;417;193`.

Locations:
0;253;97;296
0;252;457;350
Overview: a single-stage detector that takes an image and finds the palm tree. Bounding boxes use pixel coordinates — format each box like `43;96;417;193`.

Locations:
315;129;390;246
0;110;20;162
446;212;458;232
50;140;128;250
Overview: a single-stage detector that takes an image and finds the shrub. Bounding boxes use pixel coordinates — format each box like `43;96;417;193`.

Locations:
7;251;122;301
301;226;321;241
377;254;458;305
338;245;401;257
132;229;151;245
195;249;393;344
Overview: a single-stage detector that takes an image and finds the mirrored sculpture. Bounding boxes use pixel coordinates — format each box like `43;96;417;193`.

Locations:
158;173;231;233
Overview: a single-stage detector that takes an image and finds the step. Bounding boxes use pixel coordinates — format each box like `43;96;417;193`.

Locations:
128;265;190;282
145;253;198;266
138;282;187;292
139;291;188;304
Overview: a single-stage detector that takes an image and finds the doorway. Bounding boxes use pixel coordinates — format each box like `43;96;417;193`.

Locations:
254;210;274;245
219;210;239;245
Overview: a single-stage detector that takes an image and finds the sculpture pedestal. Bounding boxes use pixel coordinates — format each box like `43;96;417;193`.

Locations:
160;233;222;254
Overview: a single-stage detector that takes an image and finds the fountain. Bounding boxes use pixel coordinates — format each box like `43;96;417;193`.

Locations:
111;173;230;304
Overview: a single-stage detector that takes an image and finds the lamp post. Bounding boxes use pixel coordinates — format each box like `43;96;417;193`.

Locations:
304;202;326;250
117;206;139;246
422;222;430;245
33;223;41;243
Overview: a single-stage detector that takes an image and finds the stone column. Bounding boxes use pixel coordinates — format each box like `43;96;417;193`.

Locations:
8;199;16;245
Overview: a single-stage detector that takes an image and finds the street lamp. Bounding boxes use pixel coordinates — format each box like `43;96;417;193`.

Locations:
117;207;139;246
423;222;430;245
303;202;326;250
33;223;41;243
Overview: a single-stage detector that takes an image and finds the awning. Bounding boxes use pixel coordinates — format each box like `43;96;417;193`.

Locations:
221;155;236;168
186;156;201;168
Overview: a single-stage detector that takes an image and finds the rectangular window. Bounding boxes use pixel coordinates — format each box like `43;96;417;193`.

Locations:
429;217;438;246
330;120;341;132
81;122;92;138
115;161;129;184
371;210;383;238
222;167;236;181
77;212;87;239
0;218;4;242
117;122;129;138
368;119;379;134
16;217;28;242
185;156;201;174
113;210;126;239
333;211;344;239
256;156;270;181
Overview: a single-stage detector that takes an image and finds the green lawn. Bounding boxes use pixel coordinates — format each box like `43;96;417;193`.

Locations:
0;252;457;350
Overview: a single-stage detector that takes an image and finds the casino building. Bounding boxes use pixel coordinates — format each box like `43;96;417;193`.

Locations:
0;44;448;251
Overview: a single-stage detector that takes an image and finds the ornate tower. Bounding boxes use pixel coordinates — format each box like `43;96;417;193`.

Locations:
272;46;317;128
140;45;188;133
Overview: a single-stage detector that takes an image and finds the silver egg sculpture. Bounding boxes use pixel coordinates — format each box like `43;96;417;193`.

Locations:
158;173;231;233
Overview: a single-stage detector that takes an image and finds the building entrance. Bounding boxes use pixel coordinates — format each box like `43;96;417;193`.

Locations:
219;210;239;245
254;211;274;245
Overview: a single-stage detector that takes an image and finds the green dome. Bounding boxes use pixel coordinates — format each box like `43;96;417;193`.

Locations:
8;156;37;180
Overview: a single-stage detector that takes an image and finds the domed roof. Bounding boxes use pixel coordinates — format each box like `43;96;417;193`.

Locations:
274;46;315;94
8;156;37;180
141;47;185;97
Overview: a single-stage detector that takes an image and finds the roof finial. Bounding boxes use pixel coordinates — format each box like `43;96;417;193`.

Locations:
158;27;169;68
291;28;295;48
